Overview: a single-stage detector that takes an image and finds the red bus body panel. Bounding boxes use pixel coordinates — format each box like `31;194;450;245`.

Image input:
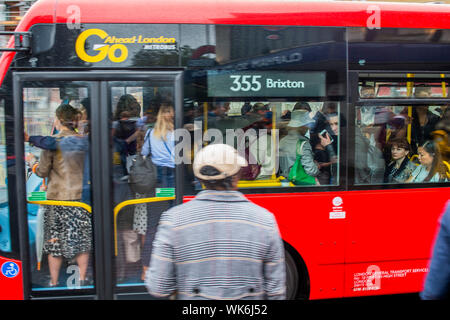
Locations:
246;188;448;298
0;256;24;300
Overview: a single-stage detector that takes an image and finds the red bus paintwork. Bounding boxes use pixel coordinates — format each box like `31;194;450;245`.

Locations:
0;256;24;300
184;189;448;299
1;0;449;299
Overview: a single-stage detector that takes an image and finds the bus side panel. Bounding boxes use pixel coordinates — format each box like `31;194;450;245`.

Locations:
310;265;345;299
0;255;24;300
248;192;347;299
344;188;448;296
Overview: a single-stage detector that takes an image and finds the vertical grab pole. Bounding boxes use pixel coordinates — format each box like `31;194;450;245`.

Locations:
406;73;414;144
203;102;208;146
441;74;447;98
271;104;277;180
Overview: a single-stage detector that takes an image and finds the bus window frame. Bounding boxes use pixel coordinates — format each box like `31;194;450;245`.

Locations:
181;96;348;196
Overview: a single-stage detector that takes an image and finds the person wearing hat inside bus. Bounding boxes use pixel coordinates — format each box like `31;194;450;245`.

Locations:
279;109;334;182
145;143;286;300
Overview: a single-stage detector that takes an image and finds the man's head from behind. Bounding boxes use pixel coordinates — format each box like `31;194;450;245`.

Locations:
193;144;247;191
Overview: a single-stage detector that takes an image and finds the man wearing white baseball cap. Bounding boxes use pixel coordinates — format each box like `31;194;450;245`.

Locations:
146;143;286;300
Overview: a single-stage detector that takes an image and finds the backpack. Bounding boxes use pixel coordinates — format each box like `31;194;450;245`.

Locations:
128;131;157;195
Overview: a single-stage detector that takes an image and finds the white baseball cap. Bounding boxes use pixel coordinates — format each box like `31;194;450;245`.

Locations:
193;144;248;181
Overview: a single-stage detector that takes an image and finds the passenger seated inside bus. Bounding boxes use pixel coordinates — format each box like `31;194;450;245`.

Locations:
406;140;448;183
410;105;440;154
384;138;416;183
248;106;277;180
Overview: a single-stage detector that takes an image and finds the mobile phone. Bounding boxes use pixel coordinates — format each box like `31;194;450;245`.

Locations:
320;129;334;143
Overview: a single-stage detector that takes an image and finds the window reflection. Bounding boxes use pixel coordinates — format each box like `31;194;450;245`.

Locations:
110;83;175;287
355;100;449;185
184;100;341;192
23;85;94;290
0;99;10;253
359;77;449;99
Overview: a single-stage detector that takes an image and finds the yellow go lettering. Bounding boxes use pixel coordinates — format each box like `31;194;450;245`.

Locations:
107;44;128;63
75;29;128;63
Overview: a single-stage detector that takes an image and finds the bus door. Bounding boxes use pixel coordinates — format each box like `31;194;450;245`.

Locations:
12;71;183;300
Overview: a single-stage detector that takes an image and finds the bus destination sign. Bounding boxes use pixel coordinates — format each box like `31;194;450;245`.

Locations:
207;71;326;97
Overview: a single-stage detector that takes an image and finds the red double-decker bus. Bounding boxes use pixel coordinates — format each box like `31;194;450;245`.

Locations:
0;0;449;300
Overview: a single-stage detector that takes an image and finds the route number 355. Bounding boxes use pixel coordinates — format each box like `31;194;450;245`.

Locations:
230;75;262;92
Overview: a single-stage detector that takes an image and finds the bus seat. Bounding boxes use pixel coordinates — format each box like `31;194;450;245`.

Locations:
443;161;450;179
409;154;420;165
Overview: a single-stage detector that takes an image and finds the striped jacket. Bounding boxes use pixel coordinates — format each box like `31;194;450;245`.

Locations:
145;190;286;300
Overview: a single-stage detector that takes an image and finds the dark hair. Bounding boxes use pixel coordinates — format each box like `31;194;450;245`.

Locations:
241;102;252;115
197;165;239;190
293;102;311;112
80;97;90;115
252;102;268;112
389;138;411;154
55;103;78;131
114;94;141;120
326;112;339;121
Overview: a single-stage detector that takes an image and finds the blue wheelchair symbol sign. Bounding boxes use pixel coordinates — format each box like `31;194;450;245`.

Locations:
1;261;20;278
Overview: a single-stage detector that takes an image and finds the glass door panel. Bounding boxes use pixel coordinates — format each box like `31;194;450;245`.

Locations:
22;81;95;292
108;81;176;289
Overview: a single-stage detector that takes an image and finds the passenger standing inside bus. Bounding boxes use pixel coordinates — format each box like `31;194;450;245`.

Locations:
406;140;447;183
421;200;450;300
146;144;286;300
279;110;333;184
141;104;175;280
383;138;416;183
26;104;92;287
411;105;440;154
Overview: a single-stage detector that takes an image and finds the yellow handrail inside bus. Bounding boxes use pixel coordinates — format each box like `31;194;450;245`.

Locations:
203;102;208;140
113;196;175;256
27;200;92;213
271;104;277;180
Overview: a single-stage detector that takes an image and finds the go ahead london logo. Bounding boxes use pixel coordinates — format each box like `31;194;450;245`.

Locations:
75;28;177;63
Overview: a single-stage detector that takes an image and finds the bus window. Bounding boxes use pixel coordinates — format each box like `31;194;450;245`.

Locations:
354;103;450;185
0;98;10;253
109;81;175;288
184;100;341;191
23;82;94;291
359;74;449;99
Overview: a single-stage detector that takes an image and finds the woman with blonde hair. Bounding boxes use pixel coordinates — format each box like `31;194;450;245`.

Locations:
142;104;175;186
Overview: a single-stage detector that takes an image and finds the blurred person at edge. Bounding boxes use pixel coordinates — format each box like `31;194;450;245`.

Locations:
421;200;450;300
146;144;286;300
